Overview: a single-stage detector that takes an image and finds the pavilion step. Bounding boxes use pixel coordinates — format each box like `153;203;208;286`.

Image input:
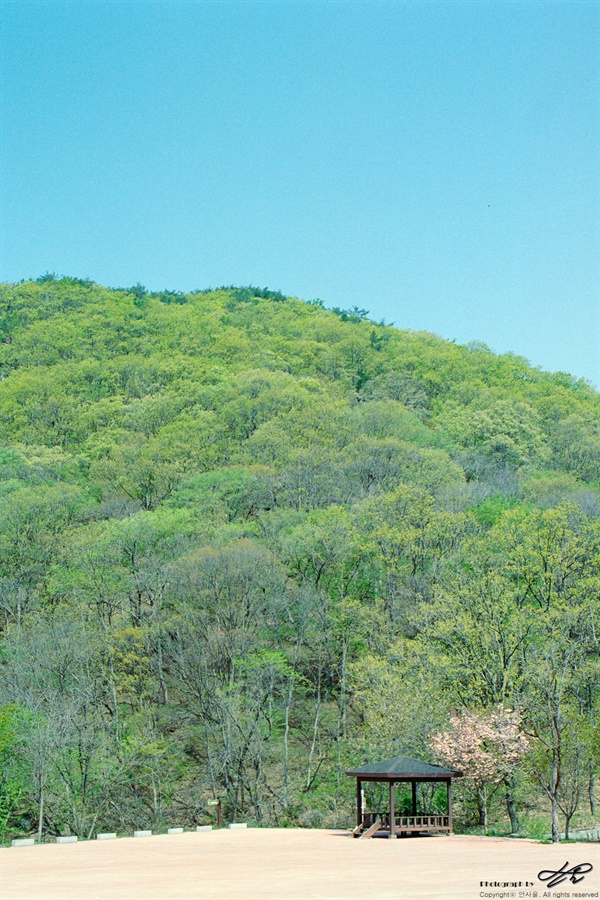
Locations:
359;819;382;840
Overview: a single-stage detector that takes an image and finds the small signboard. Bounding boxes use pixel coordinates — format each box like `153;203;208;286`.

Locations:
206;798;223;827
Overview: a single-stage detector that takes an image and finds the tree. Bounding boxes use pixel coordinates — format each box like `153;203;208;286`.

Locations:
430;706;529;833
0;618;116;839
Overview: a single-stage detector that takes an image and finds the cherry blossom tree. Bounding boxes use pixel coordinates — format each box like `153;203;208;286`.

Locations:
430;706;529;833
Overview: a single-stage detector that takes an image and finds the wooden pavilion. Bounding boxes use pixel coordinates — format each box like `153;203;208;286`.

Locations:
346;756;462;839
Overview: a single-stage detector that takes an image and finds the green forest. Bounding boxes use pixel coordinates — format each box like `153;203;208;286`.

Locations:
0;276;599;843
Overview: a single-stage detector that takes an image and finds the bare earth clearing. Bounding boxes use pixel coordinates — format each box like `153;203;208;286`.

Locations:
1;828;599;900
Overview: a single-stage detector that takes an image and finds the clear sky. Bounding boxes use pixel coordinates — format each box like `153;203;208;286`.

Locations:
1;1;599;385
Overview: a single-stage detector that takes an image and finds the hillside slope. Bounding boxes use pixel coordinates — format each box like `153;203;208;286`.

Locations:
0;277;598;841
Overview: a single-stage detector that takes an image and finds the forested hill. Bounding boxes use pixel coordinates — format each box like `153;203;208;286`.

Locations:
1;278;597;493
0;276;599;842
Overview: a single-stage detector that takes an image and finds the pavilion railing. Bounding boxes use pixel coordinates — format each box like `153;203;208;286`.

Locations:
361;812;450;832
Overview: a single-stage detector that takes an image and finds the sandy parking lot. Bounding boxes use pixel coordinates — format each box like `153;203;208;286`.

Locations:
1;828;599;900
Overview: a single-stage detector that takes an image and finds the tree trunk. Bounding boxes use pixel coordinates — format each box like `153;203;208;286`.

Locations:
37;778;44;843
505;775;520;834
282;673;294;808
305;670;321;792
551;794;560;843
564;811;573;841
481;786;489;835
340;637;347;740
156;632;168;705
551;745;560;843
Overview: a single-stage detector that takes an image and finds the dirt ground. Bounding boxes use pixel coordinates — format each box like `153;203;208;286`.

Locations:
1;828;599;900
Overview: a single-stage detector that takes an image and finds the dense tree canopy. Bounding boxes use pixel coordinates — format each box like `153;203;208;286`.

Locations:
0;277;598;840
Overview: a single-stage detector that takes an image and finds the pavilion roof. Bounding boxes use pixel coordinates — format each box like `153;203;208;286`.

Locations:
346;755;462;780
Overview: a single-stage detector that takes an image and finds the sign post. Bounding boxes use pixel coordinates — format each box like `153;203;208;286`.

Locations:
207;799;222;828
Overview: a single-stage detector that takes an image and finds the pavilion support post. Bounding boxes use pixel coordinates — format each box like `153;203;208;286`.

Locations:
388;781;396;838
411;781;417;816
356;779;362;828
447;779;453;833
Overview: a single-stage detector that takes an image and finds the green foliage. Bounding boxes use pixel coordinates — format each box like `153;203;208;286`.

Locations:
0;278;598;839
472;494;515;526
0;705;27;838
154;290;188;305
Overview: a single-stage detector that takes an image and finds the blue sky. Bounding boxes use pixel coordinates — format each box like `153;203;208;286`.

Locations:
1;1;598;385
